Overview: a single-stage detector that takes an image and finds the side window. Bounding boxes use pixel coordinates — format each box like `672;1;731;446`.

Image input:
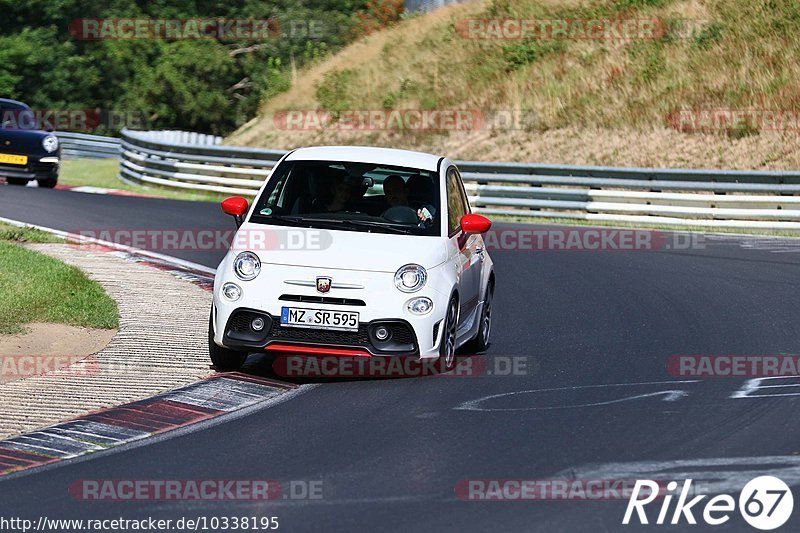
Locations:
453;168;471;215
446;167;468;235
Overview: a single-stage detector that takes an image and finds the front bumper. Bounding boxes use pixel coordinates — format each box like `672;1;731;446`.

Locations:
0;156;59;181
220;308;423;356
211;261;452;359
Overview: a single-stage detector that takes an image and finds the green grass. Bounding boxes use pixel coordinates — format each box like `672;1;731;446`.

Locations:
0;225;119;334
60;159;231;203
0;222;62;244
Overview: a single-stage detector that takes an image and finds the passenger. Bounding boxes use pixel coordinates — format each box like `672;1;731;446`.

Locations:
407;175;437;225
313;171;355;212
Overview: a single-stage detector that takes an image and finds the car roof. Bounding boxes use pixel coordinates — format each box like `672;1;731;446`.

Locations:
0;98;30;109
286;146;443;172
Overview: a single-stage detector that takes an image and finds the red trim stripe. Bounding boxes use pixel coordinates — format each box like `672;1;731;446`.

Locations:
265;343;371;357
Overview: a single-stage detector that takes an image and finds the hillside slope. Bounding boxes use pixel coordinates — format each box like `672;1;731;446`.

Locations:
228;0;800;169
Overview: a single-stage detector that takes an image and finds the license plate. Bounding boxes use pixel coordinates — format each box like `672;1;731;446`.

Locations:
0;153;27;165
280;307;359;331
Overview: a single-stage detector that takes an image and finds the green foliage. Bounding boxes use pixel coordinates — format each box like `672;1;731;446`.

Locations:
0;0;373;135
692;21;724;49
627;41;666;83
315;69;354;113
612;0;668;9
503;40;565;71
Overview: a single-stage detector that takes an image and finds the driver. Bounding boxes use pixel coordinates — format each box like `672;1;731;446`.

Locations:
383;175;433;224
383;174;410;208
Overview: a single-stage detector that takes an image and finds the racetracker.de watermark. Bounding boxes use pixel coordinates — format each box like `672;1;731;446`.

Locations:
272;355;532;378
482;229;704;252
0;108;148;132
456;18;713;40
70;228;332;252
668;355;800;377
68;18;324;40
455;479;691;501
272;109;537;131
0;355;99;379
666;109;800;133
69;479;322;501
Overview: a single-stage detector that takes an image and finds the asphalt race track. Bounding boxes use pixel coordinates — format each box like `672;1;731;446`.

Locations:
3;185;800;531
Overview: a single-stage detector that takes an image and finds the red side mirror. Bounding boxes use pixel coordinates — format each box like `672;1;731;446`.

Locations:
221;196;248;227
460;213;491;234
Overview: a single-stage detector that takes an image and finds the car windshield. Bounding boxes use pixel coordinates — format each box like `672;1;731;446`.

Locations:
250;160;441;236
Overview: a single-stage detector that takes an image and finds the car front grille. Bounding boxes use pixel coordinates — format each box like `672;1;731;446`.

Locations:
229;311;254;333
279;294;366;306
268;319;371;345
29;161;57;173
386;323;415;345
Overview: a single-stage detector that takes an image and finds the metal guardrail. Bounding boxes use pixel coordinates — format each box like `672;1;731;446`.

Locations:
404;0;468;13
119;129;285;196
56;132;121;159
118;128;800;229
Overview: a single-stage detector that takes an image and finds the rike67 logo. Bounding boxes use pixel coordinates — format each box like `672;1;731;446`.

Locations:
623;476;793;530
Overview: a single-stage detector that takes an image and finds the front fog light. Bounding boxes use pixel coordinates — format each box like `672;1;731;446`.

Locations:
394;264;427;293
221;282;242;301
251;317;265;331
375;326;390;340
407;297;433;315
233;251;261;281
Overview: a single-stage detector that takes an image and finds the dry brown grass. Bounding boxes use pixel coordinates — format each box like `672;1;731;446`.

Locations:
228;0;800;170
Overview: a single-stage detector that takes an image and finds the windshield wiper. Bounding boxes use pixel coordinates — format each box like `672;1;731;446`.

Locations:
258;214;414;234
258;214;343;228
337;220;414;234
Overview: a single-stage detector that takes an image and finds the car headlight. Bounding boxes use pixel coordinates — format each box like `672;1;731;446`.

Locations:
233;251;261;281
407;297;433;315
394;264;426;293
221;282;242;301
42;135;58;153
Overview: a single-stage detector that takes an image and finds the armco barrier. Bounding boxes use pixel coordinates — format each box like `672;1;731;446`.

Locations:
119;129;284;196
56;132;121;159
117;128;800;229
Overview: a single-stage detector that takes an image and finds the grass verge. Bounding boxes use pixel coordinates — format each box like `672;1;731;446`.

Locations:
60;159;231;203
0;222;119;334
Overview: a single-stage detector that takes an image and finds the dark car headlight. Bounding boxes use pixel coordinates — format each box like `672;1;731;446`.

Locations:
42;135;59;153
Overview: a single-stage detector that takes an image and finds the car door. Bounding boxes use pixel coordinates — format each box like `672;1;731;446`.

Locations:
446;166;481;327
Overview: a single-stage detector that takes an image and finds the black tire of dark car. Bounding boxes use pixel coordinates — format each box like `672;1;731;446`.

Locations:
37;176;57;188
208;309;247;371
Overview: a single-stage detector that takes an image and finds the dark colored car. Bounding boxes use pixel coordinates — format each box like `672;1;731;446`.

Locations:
0;98;60;188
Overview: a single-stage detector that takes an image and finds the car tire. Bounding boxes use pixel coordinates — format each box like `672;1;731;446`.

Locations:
208;309;247;371
465;281;494;354
439;296;459;372
6;178;27;186
37;176;57;188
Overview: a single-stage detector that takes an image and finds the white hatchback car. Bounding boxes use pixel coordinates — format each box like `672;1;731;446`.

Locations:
210;146;494;372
